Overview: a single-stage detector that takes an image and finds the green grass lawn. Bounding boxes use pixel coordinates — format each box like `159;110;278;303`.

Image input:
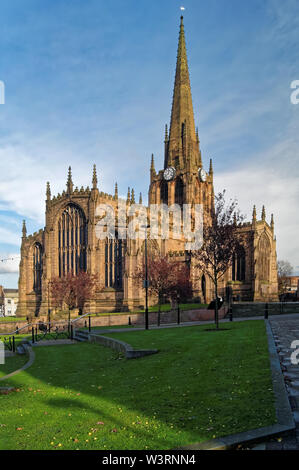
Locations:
0;354;28;378
0;320;276;450
0;317;27;323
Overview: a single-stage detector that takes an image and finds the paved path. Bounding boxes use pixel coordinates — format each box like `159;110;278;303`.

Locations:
250;314;299;450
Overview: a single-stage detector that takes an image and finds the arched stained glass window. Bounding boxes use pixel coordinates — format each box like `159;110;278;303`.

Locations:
258;233;270;281
58;204;87;277
232;247;246;281
33;243;43;292
175;177;184;206
105;234;124;289
161;181;168;205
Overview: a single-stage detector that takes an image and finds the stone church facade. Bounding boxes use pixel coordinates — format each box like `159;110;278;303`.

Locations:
16;17;278;317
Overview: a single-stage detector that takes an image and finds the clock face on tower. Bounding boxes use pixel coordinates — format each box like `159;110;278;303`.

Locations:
198;168;207;182
163;166;176;181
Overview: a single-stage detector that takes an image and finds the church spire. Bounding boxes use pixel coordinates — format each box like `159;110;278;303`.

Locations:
22;220;27;239
92;164;98;189
66;166;73;194
166;16;200;171
46;181;51;201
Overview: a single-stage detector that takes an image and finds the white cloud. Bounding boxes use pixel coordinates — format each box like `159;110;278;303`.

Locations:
0;253;20;274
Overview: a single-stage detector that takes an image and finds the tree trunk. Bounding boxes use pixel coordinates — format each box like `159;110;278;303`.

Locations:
158;296;161;327
215;276;219;329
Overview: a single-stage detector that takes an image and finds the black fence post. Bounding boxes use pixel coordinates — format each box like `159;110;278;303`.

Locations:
177;305;181;325
128;316;131;326
35;326;38;342
264;303;269;319
12;336;15;353
88;315;91;333
70;324;73;340
229;305;233;322
157;310;160;327
32;327;35;344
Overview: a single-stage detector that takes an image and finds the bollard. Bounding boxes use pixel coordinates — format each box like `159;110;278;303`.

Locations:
265;303;269;319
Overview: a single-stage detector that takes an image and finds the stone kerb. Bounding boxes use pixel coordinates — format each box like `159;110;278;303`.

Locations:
89;333;158;359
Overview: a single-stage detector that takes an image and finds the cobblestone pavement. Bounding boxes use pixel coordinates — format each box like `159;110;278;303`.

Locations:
251;315;299;450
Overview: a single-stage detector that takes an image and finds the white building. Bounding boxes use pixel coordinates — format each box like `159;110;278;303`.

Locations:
3;289;19;316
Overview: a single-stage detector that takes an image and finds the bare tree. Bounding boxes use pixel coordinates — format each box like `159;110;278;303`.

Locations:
277;260;293;295
193;190;244;329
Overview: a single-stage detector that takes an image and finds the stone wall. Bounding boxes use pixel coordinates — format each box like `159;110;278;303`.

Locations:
232;302;299;317
0;307;227;333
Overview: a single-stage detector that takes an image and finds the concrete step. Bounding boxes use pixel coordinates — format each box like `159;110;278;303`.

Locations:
74;330;89;342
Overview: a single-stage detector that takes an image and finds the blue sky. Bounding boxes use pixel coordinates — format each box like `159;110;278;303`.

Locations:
0;0;299;287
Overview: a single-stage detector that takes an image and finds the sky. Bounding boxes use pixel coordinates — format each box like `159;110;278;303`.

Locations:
0;0;299;287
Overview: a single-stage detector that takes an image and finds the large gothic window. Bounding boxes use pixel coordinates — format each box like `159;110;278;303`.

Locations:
232;247;246;281
33;243;43;292
175;178;184;206
161;181;168;205
105;234;124;289
58;204;87;277
258;233;270;281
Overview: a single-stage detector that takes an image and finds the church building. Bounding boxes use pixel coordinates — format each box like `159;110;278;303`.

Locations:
16;17;278;317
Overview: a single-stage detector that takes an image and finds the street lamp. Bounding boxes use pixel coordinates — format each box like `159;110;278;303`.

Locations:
47;280;52;332
141;224;150;330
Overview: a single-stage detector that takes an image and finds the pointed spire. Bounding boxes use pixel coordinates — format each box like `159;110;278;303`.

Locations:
114;182;118;199
151;154;155;172
261;205;266;221
252;205;257;222
66;166;73;194
209;158;213;177
46;181;51;200
150;154;156;182
22;220;27;238
139;192;143;205
131;188;135;204
271;213;274;231
196;127;199;143
92;164;98;189
164;124;168;142
167;16;197;167
127;187;131;203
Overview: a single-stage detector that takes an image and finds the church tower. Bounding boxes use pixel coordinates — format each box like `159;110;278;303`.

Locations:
149;16;214;215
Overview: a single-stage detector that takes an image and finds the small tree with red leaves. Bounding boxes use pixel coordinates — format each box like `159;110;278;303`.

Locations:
50;271;98;318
